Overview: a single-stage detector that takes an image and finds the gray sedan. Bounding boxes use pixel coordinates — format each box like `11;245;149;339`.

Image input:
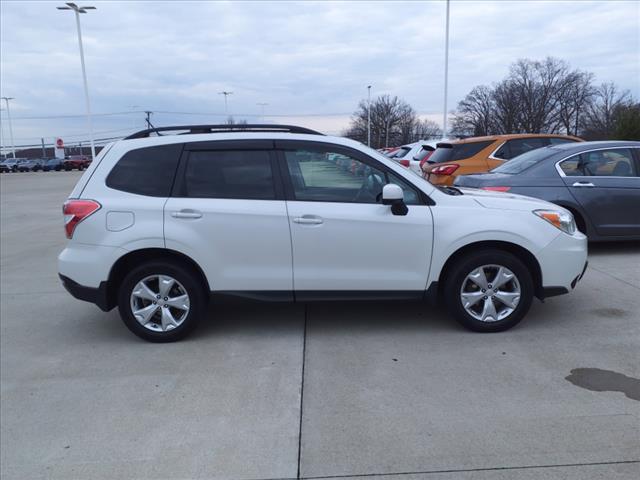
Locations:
454;141;640;241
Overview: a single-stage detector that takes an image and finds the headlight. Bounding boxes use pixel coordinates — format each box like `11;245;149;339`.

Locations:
533;209;576;235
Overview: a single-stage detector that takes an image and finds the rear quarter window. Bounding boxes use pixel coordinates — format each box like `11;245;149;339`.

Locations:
429;141;494;163
106;144;183;197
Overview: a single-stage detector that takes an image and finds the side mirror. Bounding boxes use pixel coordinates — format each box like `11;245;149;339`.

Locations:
381;184;408;216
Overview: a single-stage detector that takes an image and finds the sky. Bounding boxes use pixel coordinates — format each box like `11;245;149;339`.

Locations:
0;0;639;149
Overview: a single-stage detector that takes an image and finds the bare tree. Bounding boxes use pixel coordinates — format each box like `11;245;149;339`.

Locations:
558;71;595;136
344;95;418;148
491;79;521;134
451;85;495;136
508;57;572;133
413;118;442;140
450;57;634;139
582;82;631;139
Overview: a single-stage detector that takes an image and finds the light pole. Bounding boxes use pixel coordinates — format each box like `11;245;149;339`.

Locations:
57;3;96;160
442;0;450;138
257;102;268;123
1;97;16;158
218;91;233;117
0;108;5;158
367;85;372;147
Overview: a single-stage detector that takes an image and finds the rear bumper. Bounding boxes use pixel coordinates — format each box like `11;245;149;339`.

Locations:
59;274;112;311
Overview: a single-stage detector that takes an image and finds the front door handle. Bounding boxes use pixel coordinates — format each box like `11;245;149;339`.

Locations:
572;181;595;188
171;209;203;219
293;215;323;225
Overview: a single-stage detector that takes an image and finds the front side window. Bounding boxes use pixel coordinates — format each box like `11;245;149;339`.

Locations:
184;150;275;199
283;148;420;204
560;148;638;177
106;144;182;197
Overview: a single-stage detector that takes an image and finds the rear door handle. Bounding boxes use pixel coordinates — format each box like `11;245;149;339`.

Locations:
293;215;323;225
171;209;203;219
572;181;595;188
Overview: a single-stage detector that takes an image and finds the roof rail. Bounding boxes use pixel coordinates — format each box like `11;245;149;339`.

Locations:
124;124;324;139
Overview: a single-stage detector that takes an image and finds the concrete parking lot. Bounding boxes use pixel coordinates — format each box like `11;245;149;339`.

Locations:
1;171;639;480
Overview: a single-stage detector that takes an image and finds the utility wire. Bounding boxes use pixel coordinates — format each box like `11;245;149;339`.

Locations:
5;109;444;121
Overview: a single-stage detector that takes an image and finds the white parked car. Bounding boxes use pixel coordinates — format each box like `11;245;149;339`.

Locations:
390;140;452;175
59;125;588;342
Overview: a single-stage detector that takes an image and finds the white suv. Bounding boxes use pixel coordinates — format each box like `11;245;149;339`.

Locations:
58;125;588;342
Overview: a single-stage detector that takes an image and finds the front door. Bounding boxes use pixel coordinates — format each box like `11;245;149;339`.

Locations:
278;142;433;297
558;147;640;237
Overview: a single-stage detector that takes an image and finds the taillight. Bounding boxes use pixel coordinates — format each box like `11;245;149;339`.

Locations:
431;164;459;175
399;159;410;167
481;186;511;192
63;199;101;239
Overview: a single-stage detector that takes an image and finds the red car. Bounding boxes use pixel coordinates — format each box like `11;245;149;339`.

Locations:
63;155;92;171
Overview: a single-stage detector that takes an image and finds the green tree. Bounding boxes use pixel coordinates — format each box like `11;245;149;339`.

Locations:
613;103;640;140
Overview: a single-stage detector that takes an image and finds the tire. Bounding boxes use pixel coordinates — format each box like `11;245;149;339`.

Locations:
117;260;207;342
443;249;534;332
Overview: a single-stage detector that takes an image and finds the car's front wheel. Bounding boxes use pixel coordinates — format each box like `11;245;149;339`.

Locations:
117;260;207;342
443;250;534;332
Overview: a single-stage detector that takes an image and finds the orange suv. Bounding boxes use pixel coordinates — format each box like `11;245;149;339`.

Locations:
423;134;582;186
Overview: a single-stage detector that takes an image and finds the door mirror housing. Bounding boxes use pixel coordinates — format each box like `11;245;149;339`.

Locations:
382;184;408;216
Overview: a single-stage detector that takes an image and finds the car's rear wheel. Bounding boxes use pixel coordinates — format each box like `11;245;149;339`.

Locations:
443;250;533;332
118;260;207;342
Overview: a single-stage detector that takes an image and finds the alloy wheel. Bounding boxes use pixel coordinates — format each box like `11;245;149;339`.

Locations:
460;264;521;322
130;275;190;332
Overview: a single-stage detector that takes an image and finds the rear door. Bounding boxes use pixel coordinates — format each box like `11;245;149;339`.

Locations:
277;141;433;296
164;140;293;295
557;147;640;237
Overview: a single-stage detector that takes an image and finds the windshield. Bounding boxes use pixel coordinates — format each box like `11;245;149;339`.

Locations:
491;147;555;174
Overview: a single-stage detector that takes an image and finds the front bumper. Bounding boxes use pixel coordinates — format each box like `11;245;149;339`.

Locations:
537;231;588;297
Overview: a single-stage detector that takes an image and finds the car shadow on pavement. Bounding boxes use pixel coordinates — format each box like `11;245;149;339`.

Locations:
303;300;455;335
589;240;640;255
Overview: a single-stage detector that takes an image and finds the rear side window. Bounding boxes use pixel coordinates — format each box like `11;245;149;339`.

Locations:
184;150;275;199
106;144;182;197
428;141;493;163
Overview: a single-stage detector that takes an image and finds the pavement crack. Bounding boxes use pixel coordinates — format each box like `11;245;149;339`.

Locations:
296;303;308;479
300;460;640;479
588;265;640;291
